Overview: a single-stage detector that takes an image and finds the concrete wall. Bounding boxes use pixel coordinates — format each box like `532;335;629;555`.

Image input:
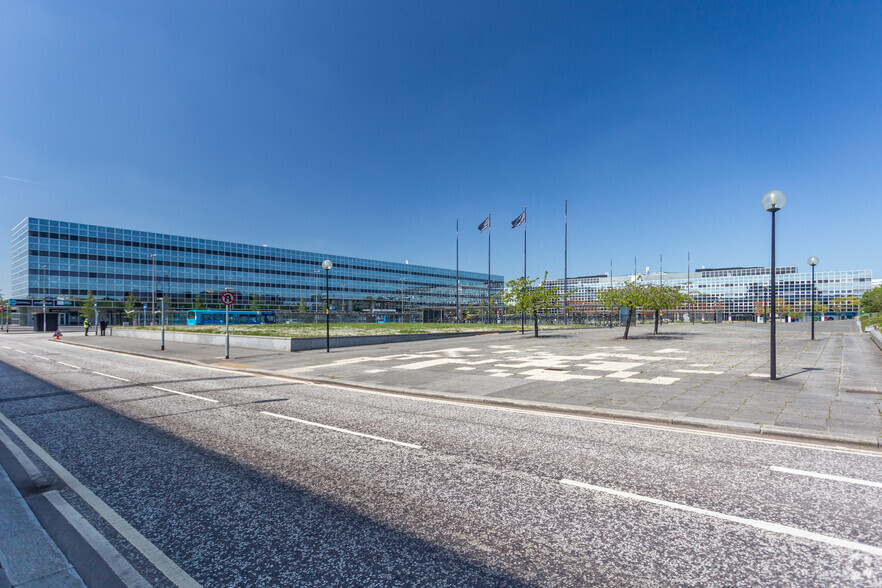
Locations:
113;328;514;352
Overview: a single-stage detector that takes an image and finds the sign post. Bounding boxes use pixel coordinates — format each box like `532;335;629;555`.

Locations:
220;291;236;359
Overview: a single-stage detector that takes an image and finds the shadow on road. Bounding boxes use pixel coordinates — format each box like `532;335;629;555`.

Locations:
0;359;533;587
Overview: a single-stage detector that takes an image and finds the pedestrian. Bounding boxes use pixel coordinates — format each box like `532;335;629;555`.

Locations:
83;318;90;336
99;317;107;336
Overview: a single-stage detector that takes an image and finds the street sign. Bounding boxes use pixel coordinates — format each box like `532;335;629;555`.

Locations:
220;292;236;306
9;300;32;306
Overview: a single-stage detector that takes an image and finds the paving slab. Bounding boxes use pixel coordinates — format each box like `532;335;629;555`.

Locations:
50;319;882;447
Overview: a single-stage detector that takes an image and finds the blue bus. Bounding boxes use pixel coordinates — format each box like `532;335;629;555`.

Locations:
186;310;276;326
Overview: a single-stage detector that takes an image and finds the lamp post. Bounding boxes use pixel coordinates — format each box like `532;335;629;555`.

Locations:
762;190;787;380
42;264;47;332
400;277;406;319
322;260;332;352
150;254;157;326
808;256;819;341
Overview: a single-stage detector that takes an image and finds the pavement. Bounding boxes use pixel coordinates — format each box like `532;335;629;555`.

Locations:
50;319;882;447
0;443;84;588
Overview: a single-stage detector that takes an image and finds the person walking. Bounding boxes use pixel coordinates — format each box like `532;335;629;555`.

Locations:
99;317;107;336
83;318;90;336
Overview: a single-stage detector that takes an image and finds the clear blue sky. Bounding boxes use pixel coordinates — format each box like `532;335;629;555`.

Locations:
2;1;880;297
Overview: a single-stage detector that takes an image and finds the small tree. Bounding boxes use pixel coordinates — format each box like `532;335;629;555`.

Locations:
494;272;563;337
78;291;96;323
644;284;692;334
249;294;261;312
193;294;206;310
830;295;861;318
298;297;307;312
597;278;647;340
861;286;882;313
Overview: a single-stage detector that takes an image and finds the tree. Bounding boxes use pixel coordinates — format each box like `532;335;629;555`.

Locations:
78;291;96;322
862;285;882;313
643;284;692;334
830;295;861;317
249;294;261;312
298;297;307;312
193;294;206;310
493;272;564;337
597;278;647;340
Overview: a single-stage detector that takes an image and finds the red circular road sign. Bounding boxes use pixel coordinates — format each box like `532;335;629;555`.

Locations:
220;292;236;306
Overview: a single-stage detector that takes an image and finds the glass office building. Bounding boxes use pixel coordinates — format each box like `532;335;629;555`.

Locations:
10;217;503;319
546;265;873;320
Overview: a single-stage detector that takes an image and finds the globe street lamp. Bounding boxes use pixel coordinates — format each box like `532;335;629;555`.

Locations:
761;190;786;380
808;256;819;341
322;260;333;352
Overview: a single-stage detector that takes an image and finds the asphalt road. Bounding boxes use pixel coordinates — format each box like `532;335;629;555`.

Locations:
1;333;881;587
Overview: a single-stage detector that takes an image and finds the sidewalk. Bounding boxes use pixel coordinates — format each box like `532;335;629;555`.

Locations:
0;439;84;588
55;321;882;448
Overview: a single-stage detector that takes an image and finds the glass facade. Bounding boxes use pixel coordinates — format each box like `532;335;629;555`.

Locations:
546;265;873;319
11;217;504;310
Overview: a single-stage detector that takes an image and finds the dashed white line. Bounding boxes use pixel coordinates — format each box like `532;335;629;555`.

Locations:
261;411;422;449
770;466;882;489
56;362;82;370
0;411;201;587
560;478;882;556
151;385;219;403
32;355;51;361
2;345;12;349
93;372;130;382
15;350;28;354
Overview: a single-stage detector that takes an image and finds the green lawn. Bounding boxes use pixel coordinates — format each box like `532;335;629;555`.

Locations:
127;322;592;338
859;313;882;331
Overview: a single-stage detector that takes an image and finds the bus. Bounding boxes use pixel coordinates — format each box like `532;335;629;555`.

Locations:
186;310;276;326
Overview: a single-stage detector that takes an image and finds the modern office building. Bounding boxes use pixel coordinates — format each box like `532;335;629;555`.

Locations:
546;265;873;321
10;217;503;326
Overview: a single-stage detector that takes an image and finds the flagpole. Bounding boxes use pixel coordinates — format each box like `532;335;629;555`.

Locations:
487;212;491;324
564;199;568;326
456;218;460;323
522;206;526;334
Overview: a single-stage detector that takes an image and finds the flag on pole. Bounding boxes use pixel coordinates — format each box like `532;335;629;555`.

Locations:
477;216;490;232
511;209;526;228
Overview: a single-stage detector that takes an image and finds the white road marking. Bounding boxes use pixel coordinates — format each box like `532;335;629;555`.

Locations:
0;412;200;587
261;411;422;449
151;385;219;403
32;355;51;361
674;369;724;375
56;362;81;369
52;338;881;457
1;345;12;349
770;466;882;489
93;372;130;382
15;350;28;354
560;478;882;557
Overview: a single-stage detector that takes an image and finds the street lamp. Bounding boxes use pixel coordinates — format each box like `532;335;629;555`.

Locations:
400;277;406;319
762;190;787;380
808;256;819;341
150;254;157;326
322;260;333;352
42;264;47;332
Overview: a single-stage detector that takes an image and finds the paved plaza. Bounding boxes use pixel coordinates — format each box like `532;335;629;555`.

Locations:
53;320;882;446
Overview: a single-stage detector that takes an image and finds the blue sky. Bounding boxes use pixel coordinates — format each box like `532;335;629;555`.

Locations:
2;1;880;297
